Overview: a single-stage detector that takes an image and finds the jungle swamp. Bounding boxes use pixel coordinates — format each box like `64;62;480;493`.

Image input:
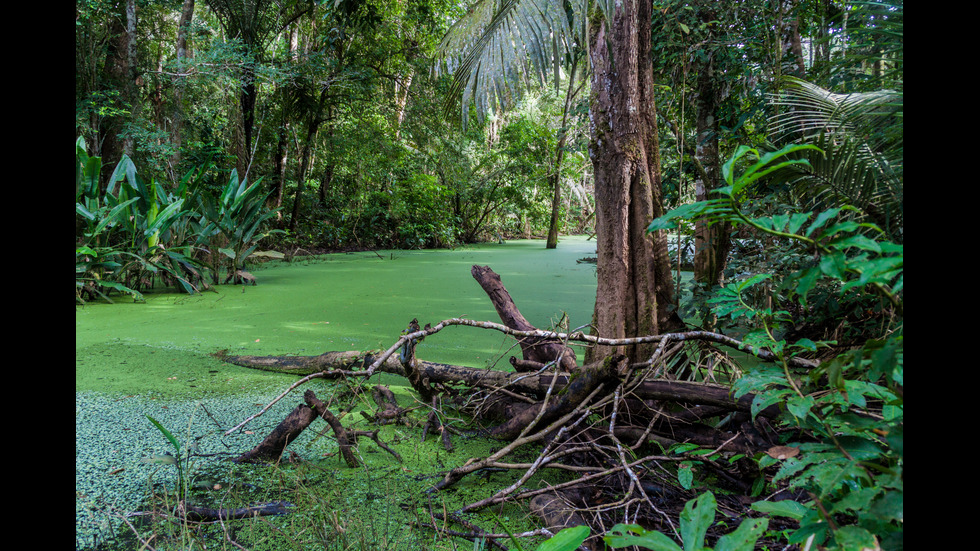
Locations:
77;1;903;549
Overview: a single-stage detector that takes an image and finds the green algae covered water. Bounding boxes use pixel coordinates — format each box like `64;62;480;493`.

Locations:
75;237;604;550
76;237;600;387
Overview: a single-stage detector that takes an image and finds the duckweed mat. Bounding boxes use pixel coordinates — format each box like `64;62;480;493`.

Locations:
76;237;605;550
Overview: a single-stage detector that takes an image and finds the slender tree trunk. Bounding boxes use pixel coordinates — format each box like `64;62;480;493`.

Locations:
546;58;583;250
289;88;328;231
779;0;807;78
587;0;683;364
692;23;731;294
270;120;289;209
170;0;195;173
99;0;137;185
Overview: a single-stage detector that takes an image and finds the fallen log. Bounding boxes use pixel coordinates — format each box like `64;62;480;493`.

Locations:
487;354;625;440
221;351;780;418
234;389;381;467
183;501;293;521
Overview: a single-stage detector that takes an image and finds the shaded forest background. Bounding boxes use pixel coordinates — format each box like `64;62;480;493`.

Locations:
77;0;900;257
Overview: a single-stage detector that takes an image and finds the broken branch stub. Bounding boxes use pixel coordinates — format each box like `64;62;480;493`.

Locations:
471;265;579;372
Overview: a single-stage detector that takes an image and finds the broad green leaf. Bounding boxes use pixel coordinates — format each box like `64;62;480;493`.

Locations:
713;518;769;551
679;492;715;551
805;208;843;237
818;251;847;279
536;525;589;551
677;461;694;489
146;414;181;455
832;526;878;550
786;394;816;422
750;499;809;521
604;524;682;551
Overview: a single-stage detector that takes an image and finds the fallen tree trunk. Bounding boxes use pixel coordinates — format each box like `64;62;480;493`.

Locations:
235;389;382;467
183;501;293;521
220;351;779;418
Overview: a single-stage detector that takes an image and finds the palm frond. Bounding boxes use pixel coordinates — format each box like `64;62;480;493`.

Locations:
765;77;902;241
434;0;587;122
769;77;902;154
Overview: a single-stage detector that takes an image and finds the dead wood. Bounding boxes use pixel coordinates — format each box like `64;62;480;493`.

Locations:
487;354;625;440
471;265;578;371
235;389;403;466
304;390;360;467
400;318;435;402
222;351;780;419
183;501;293;521
215;265;809;544
234;401;317;464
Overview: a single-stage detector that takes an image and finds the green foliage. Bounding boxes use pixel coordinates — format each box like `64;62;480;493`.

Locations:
604;492;768;551
197;168;284;280
76;138;287;300
76;139;205;300
144;414;189;499
648;144;903;550
536;525;590;551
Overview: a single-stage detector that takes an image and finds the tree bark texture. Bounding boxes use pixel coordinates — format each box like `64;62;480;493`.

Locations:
588;0;683;364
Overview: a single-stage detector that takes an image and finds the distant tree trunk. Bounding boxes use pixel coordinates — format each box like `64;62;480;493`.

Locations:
546;56;583;250
779;0;807;78
99;0;138;185
238;68;257;177
692;14;731;295
587;0;683;363
393;70;413;139
289;88;328;231
545;142;565;249
270;120;289;209
170;0;195;173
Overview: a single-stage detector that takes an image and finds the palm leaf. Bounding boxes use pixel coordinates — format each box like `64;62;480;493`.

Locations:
767;77;903;240
435;0;586;122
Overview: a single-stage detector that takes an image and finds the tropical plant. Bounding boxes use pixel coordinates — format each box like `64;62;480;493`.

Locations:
648;144;903;550
76;138;206;300
435;0;586;123
604;491;768;551
197;168;284;284
144;414;191;499
765;76;903;242
75;246;146;303
105;162;205;294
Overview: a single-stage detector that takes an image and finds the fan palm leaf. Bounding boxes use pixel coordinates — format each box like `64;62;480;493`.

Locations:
766;77;903;240
435;0;588;121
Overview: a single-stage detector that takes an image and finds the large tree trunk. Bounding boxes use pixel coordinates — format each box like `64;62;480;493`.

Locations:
99;0;138;186
587;0;683;364
169;0;195;174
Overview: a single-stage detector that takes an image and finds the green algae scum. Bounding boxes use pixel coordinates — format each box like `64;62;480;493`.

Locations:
76;237;604;550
